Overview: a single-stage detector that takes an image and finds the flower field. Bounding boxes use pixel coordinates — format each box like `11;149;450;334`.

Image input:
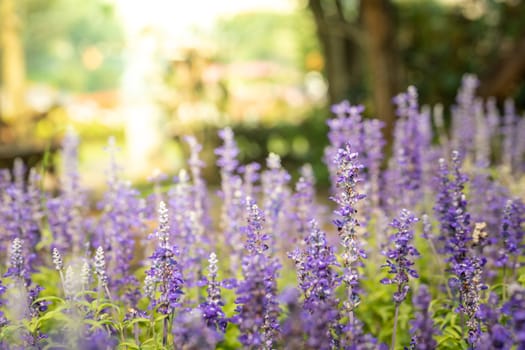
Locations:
0;74;524;349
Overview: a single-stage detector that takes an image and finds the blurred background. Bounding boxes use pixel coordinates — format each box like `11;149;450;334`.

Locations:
1;0;525;189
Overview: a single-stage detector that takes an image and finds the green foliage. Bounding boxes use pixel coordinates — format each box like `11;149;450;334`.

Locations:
211;10;319;72
21;0;124;91
397;0;525;107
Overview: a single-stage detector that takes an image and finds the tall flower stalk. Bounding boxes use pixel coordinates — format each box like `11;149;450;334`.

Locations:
3;238;48;347
215;128;245;271
144;201;184;346
49;128;85;255
289;220;341;349
292;164;317;244
200;252;227;333
499;199;525;281
434;150;485;344
325;102;364;193
184;135;210;243
331;143;367;343
235;199;280;349
262;153;291;254
381;209;420;349
97;137;145;303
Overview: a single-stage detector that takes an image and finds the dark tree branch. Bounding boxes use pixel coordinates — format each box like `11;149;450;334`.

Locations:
309;0;363;43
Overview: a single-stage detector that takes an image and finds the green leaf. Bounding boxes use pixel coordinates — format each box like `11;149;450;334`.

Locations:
117;341;140;349
126;317;151;327
33;296;66;305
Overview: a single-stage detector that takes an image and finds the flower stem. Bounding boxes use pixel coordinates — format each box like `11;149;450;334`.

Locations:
162;316;168;347
58;270;65;288
134;322;139;345
391;304;400;350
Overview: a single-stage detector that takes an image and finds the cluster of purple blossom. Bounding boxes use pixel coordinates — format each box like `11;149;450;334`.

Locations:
0;74;524;349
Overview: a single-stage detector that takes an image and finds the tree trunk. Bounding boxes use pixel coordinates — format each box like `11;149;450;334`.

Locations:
360;0;399;146
308;0;360;104
1;0;27;130
479;32;525;99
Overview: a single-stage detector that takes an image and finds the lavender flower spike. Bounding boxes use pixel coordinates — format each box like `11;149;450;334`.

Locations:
381;209;420;304
94;246;110;299
331;143;366;318
200;252;227;333
80;260;91;291
502;287;525;349
52;248;63;271
235;198;280;349
289;219;341;349
5;237;26;282
434;150;485;344
156;201;170;248
381;209;420;349
145;200;184;314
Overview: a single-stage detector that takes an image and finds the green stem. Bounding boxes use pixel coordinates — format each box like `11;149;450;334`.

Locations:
503;265;508;301
427;239;453;299
58;270;67;297
391;304;400;350
134;322;139;346
162;316;169;347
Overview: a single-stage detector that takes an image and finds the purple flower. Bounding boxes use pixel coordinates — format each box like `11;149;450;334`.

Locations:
325;101;364;194
381;209;420;304
184;135;211;241
240;162;261;200
3;238;49;346
215;128;245;272
389;86;427;209
279;288;305;349
0;161;42;273
47;128;86;255
477;293;512;350
325;101;386;206
168;169;206;288
145;201;184;315
331;144;366;314
361;119;385;207
52;248;63;271
173;309;223;349
96;137;145;303
289;220;341;349
93;246;110;299
498;199;525;272
261;153;291;252
469;167;509;246
199;252;227;333
292;164;317;244
235;199;280;348
502;287;525;349
77;328;118;350
409;285;439;350
215;127;239;174
4;237;27;283
502;98;518;172
433;150;485;344
451;74;479;158
0;279;7;327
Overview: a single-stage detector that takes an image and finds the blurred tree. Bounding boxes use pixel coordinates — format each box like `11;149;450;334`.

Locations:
212;11;320;72
0;0;123;142
21;0;124;92
1;0;28;126
308;0;525;143
308;0;399;144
